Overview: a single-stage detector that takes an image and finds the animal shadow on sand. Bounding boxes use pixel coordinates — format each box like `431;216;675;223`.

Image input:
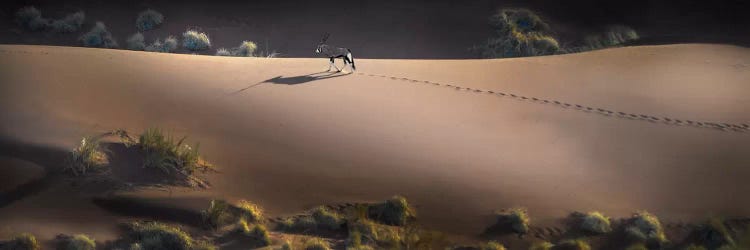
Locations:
230;71;351;95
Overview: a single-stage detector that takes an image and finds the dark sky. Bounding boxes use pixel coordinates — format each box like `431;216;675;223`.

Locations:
1;0;748;58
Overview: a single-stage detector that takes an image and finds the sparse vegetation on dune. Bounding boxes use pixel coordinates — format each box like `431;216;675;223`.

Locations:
529;241;554;250
279;206;344;232
693;217;736;249
127;33;146;50
80;22;118;48
0;233;40;250
64;135;108;176
202;199;234;229
214;41;260;57
55;234;96;250
580;211;612;234
303;238;331;250
475;8;559;58
367;195;416;226
625;211;668;245
15;6;48;31
480;241;507;250
123;221;215;250
490;207;531;235
145;36;179;53
136;128;213;184
552;239;591;250
136;9;164;31
236;199;265;223
215;48;232;56
182;30;211;51
50;11;85;33
624;243;648;250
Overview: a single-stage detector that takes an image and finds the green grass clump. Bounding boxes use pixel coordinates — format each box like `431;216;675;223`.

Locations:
80;22;118;48
625;211;667;244
303;238;331;250
346;219;401;249
278;206;344;232
50;11;85;33
136;9;164;31
127;33;146;50
64;135;108;176
529;241;554;250
494;207;531;234
137;128;212;178
145;36;178;53
552;239;590;250
236;199;264;223
57;234;96;250
1;233;40;250
182;30;211;51
367;195;416;226
202;199;234;229
481;241;507;250
234;41;258;57
125;221;214;250
242;224;271;247
15;6;48;31
580;211;612;234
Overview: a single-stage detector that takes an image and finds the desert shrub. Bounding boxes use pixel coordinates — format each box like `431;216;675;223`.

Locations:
202;199;234;229
234;41;258;57
1;233;40;250
182;30;211;51
278;206;344;232
347;219;401;249
584;25;638;49
281;240;293;250
694;217;735;249
124;221;214;250
481;241;507;250
240;223;271;247
137;128;212;177
56;234;96;250
136;9;164;31
684;245;707;250
50;11;85;33
552;239;590;250
127;33;146;50
15;6;48;31
80;22;118;48
215;48;232;56
236;199;264;223
476;8;559;58
64;136;108;176
529;241;554;250
625;243;648;250
367;195;416;226
625;211;667;244
303;238;331;250
493;207;531;234
145;36;178;53
580;211;612;234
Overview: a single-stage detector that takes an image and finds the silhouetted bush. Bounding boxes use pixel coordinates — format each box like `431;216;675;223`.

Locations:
1;233;40;250
580;211;612;234
182;29;211;51
234;41;258;57
15;6;49;31
55;234;96;250
367;195;416;226
136;9;164;31
475;8;559;58
50;11;85;33
215;48;232;56
625;211;668;245
80;22;118;48
145;36;178;53
127;33;146;50
552;239;591;250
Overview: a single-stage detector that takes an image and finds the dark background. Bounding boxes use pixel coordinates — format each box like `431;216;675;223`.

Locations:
1;0;749;58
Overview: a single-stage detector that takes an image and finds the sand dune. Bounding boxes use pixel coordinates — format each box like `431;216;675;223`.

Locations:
1;44;749;240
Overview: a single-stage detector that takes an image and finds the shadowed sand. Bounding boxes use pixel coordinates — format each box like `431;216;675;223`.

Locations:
0;44;749;240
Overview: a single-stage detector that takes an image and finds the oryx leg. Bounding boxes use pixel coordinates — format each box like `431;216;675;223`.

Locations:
328;57;340;72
